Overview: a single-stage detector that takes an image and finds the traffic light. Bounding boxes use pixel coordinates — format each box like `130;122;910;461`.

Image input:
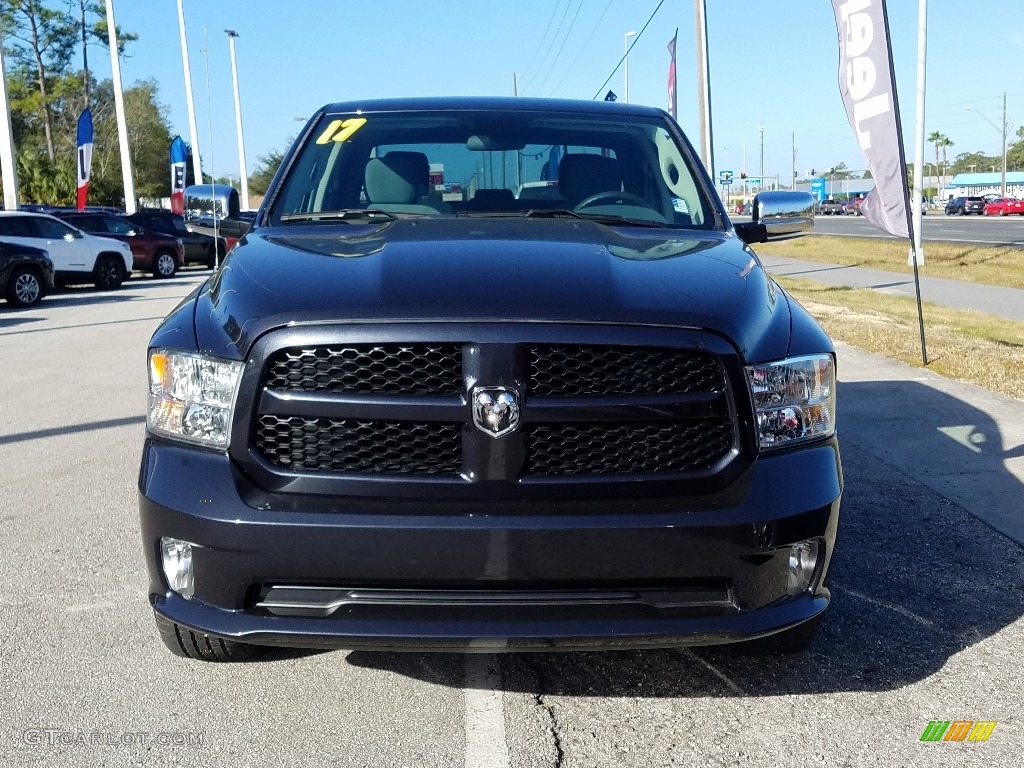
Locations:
740;172;747;179
811;168;816;175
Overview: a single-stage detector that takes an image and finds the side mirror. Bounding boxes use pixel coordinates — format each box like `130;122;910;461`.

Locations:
734;191;815;245
184;184;252;241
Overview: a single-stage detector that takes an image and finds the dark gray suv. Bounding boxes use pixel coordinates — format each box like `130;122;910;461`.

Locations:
944;196;984;215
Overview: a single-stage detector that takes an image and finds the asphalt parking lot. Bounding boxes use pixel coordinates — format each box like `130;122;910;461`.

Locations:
1;271;1021;767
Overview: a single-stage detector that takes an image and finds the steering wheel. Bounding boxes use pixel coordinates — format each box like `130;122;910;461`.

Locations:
573;190;652;211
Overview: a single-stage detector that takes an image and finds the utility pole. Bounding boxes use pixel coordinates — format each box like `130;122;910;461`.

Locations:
791;132;796;189
1001;91;1007;199
759;125;765;193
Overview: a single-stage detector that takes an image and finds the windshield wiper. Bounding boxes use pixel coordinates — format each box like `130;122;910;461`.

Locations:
520;209;668;228
279;209;399;224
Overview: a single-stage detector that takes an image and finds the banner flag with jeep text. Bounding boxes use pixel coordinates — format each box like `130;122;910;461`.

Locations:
667;29;678;120
170;136;188;214
832;0;911;239
76;107;93;211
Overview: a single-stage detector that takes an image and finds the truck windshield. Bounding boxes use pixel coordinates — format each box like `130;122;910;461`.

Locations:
269;108;715;229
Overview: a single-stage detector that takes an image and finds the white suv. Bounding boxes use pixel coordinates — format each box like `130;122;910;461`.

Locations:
0;211;133;290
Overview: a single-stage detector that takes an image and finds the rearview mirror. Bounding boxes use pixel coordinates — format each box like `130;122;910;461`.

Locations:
466;134;526;152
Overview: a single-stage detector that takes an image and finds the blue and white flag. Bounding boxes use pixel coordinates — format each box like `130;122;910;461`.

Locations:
76;107;93;211
170;136;188;214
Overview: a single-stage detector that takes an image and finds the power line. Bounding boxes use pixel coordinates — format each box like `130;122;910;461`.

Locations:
591;0;666;100
518;0;564;90
535;0;585;96
548;0;614;97
527;0;575;95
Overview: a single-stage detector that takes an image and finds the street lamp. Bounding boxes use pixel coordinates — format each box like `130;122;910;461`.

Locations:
964;93;1008;198
624;30;636;102
225;29;249;210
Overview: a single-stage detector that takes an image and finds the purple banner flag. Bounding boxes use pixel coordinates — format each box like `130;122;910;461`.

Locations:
667;30;678;120
832;0;911;239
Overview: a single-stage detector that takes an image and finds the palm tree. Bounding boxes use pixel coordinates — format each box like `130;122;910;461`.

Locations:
940;137;954;194
927;131;945;193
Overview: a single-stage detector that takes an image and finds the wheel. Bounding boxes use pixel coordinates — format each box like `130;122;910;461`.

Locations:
152;249;178;278
154;612;257;662
93;255;126;290
573;190;653;211
1000;209;1007;216
5;266;44;308
733;614;823;655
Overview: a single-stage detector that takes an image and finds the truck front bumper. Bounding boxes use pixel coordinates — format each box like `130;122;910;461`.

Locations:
139;437;842;652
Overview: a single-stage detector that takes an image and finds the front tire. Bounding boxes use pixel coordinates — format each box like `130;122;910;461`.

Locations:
6;267;44;308
93;255;126;290
152;249;178;278
154;613;257;662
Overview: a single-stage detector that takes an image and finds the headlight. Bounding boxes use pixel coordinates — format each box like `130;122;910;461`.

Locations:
148;350;243;447
746;354;835;450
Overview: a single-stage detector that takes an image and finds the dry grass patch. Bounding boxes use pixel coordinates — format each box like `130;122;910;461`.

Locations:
776;276;1024;401
757;236;1024;290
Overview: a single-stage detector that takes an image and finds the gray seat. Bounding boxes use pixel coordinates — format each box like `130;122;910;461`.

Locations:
558;154;623;207
365;151;449;214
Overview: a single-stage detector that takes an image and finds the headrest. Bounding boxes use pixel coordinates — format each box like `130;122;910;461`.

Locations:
470;188;516;207
558;154;623;204
365;151;430;204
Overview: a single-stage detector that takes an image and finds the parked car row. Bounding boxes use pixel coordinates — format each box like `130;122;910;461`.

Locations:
0;208;226;309
981;197;1024;216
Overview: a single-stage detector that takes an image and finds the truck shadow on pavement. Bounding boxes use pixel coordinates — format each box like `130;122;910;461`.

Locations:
345;379;1024;696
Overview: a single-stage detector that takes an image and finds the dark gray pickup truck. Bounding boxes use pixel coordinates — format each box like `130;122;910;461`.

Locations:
140;96;841;661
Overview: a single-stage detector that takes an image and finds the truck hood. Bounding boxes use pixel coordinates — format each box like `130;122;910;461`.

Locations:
192;218;791;362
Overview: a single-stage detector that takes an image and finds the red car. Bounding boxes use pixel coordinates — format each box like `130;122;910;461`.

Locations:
983;197;1024;216
56;211;185;277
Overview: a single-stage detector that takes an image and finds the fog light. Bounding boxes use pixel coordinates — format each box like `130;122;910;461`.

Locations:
787;539;819;596
160;537;195;599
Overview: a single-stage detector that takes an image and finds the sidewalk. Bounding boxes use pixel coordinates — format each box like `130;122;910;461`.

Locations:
756;252;1024;545
757;253;1024;322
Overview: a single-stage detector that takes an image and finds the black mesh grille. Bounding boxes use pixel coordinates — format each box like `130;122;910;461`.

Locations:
527;419;733;475
255;416;461;474
529;346;724;397
263;345;462;394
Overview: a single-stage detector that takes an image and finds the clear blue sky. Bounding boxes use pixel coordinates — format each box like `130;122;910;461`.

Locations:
91;1;1024;183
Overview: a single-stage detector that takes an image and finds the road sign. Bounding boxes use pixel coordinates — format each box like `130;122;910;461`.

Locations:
744;176;761;185
719;170;733;184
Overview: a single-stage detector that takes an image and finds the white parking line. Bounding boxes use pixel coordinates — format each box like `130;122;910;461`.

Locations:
680;649;744;695
464;652;510;768
834;585;934;628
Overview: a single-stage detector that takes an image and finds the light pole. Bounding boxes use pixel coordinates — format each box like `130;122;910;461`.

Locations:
176;0;202;185
965;93;1008;198
624;31;636;101
225;29;249;210
106;0;135;213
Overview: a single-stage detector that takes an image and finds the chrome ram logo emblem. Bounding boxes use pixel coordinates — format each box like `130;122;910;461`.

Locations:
472;387;520;438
